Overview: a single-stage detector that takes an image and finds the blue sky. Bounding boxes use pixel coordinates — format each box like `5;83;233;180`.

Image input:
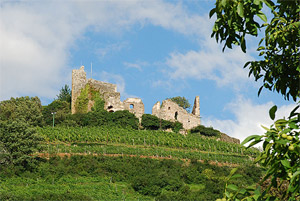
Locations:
0;0;296;142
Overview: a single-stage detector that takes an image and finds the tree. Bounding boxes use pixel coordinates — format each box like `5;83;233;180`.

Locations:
57;84;71;103
0;120;43;170
0;96;43;126
168;96;191;112
210;0;300;200
210;0;299;100
42;100;70;126
0;97;44;170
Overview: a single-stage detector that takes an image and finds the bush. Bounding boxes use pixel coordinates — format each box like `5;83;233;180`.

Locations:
141;114;183;132
0;120;43;170
108;110;139;130
190;125;221;137
0;96;43;127
42;100;70;126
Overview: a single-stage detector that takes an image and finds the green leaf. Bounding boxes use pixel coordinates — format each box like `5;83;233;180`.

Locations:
228;167;238;178
289;105;300;118
269;105;277;120
261;125;270;131
253;0;261;5
257;11;267;22
227;184;239;191
209;8;216;18
241;36;246;53
237;3;244;18
231;174;243;179
280;159;291;168
289;170;300;189
241;135;261;146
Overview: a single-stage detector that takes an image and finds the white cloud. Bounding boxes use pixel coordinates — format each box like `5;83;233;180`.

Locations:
96;42;129;60
165;34;255;90
123;61;149;71
202;97;297;145
0;0;208;102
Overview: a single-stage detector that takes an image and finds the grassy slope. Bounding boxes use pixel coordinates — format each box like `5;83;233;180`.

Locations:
0;126;263;200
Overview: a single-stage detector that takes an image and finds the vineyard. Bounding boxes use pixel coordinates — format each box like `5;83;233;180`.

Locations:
37;126;259;165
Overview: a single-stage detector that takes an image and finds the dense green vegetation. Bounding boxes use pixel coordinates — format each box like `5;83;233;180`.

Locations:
191;125;221;137
0;93;264;200
168;96;191;112
0;155;263;200
211;0;300;200
141;114;183;132
37;126;258;156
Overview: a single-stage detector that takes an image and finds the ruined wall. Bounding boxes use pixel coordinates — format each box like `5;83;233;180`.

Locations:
71;66;87;114
152;97;201;130
71;66;145;120
123;98;144;121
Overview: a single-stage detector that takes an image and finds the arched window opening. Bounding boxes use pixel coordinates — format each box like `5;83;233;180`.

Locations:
130;104;134;109
174;111;178;120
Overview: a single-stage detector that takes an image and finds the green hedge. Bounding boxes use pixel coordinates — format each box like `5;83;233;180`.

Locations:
190;125;221;137
141;114;183;132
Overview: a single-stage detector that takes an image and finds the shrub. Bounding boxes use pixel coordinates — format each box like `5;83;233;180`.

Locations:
141;114;183;132
190;125;221;137
42;100;70;126
0;96;43;127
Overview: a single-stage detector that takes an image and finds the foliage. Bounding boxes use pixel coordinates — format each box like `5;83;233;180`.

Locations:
141;114;160;130
0;96;43;126
74;84;90;113
37;126;259;157
108;110;139;130
210;0;300;101
56;84;71;104
190;125;221;137
0;120;43;170
42;100;70;126
0;155;262;200
168;96;191;111
240;105;300;200
141;114;183;132
211;0;300;200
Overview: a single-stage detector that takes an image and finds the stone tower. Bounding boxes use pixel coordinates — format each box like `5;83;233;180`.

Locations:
192;96;200;118
71;66;87;114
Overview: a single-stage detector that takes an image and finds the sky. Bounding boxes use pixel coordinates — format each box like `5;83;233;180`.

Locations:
0;0;297;143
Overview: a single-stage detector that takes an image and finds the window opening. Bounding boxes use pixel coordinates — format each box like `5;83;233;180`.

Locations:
174;111;178;120
130;104;134;109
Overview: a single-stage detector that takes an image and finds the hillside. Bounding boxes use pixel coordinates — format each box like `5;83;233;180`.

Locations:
1;125;262;200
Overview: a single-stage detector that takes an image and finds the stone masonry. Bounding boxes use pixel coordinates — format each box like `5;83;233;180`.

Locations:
72;66;199;128
72;66;144;121
152;97;201;130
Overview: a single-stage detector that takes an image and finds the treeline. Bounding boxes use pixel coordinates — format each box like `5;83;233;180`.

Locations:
0;96;182;131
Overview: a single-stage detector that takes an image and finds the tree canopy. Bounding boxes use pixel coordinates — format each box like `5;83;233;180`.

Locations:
210;0;300;101
57;84;71;103
210;0;300;200
168;96;191;112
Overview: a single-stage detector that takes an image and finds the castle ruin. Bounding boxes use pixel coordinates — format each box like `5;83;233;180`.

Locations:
72;66;200;129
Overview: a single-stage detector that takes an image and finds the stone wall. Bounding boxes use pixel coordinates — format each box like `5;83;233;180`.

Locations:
71;66;87;114
71;66;145;120
152;97;201;130
123;98;145;121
